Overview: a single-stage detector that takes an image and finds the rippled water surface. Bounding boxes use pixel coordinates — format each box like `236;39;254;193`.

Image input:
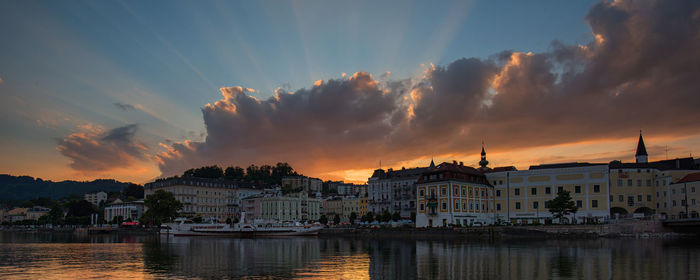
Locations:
0;231;699;279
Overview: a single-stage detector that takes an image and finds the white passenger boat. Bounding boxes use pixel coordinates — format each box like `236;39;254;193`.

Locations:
160;213;323;237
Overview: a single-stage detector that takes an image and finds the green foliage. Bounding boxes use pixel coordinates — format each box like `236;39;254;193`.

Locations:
546;190;578;221
0;175;127;203
183;165;224;179
19;200;34;208
66;200;96;217
381;209;392;222
349;212;357;224
111;215;124;224
122;183;144;199
333;214;341;224
225;218;232;224
224;166;245;180
319;214;328;225
361;212;374;222
142;190;183;226
410;212;416;223
192;216;203;223
392;211;400;222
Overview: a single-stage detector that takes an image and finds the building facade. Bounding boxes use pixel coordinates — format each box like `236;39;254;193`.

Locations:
241;192;321;222
104;199;145;223
282;176;322;192
341;197;368;222
416;162;495;227
144;177;265;221
658;172;700;219
84;191;107;206
485;163;611;224
368;165;429;219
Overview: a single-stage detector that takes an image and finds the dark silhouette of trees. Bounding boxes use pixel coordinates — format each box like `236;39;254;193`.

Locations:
180;162;299;185
183;165;224;178
319;214;328;225
224;166;245;180
141;190;183;226
122;183;144;199
349;212;357;224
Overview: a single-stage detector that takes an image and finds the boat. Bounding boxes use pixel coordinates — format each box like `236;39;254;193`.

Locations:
160;213;323;237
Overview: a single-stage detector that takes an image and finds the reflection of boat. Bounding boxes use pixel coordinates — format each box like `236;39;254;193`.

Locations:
161;213;323;237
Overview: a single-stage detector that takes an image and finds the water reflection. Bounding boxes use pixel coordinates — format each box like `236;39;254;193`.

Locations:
0;231;699;279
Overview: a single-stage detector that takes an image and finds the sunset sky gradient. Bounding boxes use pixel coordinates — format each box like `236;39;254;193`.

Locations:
1;0;699;184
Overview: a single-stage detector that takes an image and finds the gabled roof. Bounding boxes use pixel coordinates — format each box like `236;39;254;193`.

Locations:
676;172;700;184
609;157;697;171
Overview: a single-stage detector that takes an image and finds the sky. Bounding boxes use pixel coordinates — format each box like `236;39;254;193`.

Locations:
1;0;699;184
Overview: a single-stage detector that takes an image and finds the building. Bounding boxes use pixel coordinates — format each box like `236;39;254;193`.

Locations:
104;199;145;223
84;191;107;206
416;161;495;227
323;197;343;218
341;197;368;222
26;206;50;220
4;208;29;222
144;177;265;221
608;132;698;216
368;164;430;219
241;192;321;222
658;172;700;219
282;176;322;192
486;163;611;224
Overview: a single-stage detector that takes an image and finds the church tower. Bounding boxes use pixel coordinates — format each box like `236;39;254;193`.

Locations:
635;131;648;163
478;142;490;171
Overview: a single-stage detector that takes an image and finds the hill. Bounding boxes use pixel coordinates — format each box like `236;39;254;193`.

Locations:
0;174;128;202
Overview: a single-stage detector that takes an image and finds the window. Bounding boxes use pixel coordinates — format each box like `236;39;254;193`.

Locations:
692;187;696;193
496;190;501;197
533;201;539;209
672;200;677;207
576;200;583;208
531;188;537;195
647;195;652;202
681;200;687;206
454;187;459;195
656;192;660;198
627;196;634;206
617;179;623;186
463;203;467;210
441;188;447;195
475;204;479;210
593;185;600;193
514;188;520;196
610;195;613;202
545;201;550;208
575;186;581;194
455;202;459;209
627;179;633;186
592;200;598;208
646;180;651;187
496;204;501;211
499;180;503;185
441;202;447;210
637;180;642;187
692;199;697;206
545;187;551;194
420;204;424;211
672;189;676;195
637;195;642;202
419;190;424;197
557;186;564;193
462;189;466;196
515;202;521;210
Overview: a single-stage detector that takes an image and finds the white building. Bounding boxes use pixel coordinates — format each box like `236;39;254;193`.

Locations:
282;176;322;192
84;191;107;206
368;163;430;219
104;199;145;222
241;192;321;222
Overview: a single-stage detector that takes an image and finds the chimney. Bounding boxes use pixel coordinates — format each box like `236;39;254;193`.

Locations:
459;161;463;166
453;160;457;165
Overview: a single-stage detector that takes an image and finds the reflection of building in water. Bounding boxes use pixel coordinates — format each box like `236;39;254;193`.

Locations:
415;239;700;279
155;237;321;279
366;239;416;279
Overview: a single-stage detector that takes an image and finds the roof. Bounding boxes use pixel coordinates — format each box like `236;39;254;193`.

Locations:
676;172;700;184
609;157;697;171
6;208;28;215
636;132;648;156
370;166;429;180
417;162;490;185
529;162;607;170
483;166;518;173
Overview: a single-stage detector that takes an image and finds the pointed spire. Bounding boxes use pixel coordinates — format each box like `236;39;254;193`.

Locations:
636;130;648;163
429;157;435;168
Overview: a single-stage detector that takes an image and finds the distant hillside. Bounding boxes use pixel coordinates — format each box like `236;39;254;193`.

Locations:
0;174;128;202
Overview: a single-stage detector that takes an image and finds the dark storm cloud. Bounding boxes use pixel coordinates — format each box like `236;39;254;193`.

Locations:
57;124;148;172
113;102;137;111
156;0;700;177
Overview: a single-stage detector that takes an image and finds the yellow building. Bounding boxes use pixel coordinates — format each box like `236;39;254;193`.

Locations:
341;197;368;222
416;161;495;227
659;172;700;219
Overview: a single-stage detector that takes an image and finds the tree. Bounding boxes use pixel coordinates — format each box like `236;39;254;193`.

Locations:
47;204;64;224
183;165;224;178
392;211;401;222
67;200;96;217
142;190;183;226
349;212;357;224
224;166;245;180
123;183;144;199
546;190;578;222
361;212;374;223
319;214;328;225
333;214;341;225
381;209;392;222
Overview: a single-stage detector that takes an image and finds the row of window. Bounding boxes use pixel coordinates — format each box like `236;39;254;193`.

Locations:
617;179;653;187
660;199;697;208
496;185;601;197
418;187;489;198
504;199;598;210
419;201;490;212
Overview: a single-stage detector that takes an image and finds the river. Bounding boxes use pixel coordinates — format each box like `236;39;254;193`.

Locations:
0;231;698;279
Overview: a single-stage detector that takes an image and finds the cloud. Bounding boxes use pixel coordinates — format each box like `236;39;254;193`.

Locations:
114;102;138;111
0;76;4;83
156;0;700;179
56;124;149;172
